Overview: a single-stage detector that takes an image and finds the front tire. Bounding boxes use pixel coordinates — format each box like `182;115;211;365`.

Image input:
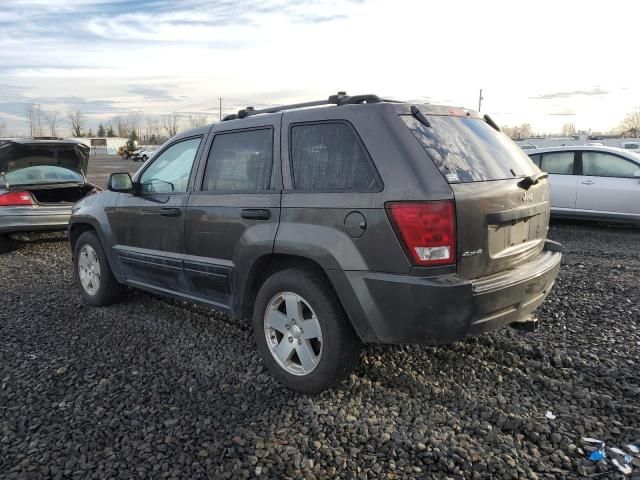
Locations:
252;268;361;394
73;231;126;306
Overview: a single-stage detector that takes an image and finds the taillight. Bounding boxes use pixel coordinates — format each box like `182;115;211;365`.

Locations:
0;191;35;206
386;201;456;266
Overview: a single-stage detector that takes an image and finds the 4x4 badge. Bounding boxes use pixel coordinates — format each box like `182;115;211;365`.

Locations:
522;192;534;203
462;249;483;257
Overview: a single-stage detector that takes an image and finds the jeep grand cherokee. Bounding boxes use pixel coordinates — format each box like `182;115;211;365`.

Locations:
68;93;561;393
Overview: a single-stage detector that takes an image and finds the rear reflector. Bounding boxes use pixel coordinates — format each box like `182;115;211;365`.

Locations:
386;201;456;266
0;191;35;206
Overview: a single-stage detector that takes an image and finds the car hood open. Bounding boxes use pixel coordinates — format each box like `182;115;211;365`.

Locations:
0;140;90;178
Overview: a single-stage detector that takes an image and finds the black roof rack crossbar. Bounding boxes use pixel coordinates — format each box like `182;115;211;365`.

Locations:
222;92;383;121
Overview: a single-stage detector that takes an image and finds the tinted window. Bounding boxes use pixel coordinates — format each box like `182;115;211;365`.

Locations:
203;129;273;191
528;154;541;166
540;152;574;174
402;114;538;183
140;137;201;193
290;123;379;190
582;152;640;178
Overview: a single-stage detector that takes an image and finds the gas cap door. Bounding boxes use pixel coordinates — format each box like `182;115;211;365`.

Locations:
344;211;367;238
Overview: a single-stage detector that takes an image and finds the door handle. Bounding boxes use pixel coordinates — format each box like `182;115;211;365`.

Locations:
160;207;181;217
241;208;271;220
581;180;595;185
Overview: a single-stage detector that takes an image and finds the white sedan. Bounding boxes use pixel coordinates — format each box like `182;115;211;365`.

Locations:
527;146;640;224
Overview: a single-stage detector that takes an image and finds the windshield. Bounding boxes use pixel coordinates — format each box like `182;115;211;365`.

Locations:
2;166;83;186
402;114;539;183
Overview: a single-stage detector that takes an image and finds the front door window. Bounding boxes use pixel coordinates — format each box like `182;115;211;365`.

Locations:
139;138;201;193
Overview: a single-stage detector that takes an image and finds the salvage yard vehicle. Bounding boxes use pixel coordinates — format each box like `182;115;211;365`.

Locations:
130;148;155;162
68;93;562;393
0;138;99;253
117;139;138;159
528;145;640;224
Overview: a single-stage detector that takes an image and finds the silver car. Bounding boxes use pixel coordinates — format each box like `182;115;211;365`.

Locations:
527;145;640;224
0;138;99;252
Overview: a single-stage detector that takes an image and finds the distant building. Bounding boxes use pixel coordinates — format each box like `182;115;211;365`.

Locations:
75;137;127;155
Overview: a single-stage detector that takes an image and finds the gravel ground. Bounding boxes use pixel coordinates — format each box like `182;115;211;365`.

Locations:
0;222;638;479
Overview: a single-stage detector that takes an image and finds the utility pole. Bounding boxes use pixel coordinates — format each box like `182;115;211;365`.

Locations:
478;88;484;112
219;97;222;122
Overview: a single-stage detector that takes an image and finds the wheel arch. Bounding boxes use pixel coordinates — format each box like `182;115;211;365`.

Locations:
68;219;124;283
68;222;96;254
238;253;371;342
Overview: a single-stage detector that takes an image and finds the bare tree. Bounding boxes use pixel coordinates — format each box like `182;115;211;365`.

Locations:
162;113;180;137
519;123;532;139
25;104;44;137
127;110;145;140
112;115;131;138
620;108;640;136
67;110;85;137
44;110;59;136
501;124;533;140
188;115;208;128
561;123;576;137
144;116;161;143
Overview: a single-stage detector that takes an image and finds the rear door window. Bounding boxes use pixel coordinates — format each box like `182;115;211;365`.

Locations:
402;114;538;183
581;151;640;178
540;152;574;175
202;128;273;191
290;122;380;191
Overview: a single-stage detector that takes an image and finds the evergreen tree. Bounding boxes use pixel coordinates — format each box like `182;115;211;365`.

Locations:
106;126;115;137
129;129;138;142
97;124;106;137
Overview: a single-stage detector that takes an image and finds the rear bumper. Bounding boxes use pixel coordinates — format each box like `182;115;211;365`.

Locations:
0;206;72;234
328;240;562;344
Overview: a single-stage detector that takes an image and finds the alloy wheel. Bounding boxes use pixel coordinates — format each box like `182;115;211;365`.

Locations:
264;292;323;376
78;244;101;296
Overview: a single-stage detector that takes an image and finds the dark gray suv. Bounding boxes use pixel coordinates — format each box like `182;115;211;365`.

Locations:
69;93;562;393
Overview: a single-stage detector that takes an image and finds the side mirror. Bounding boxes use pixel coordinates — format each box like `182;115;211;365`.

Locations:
107;172;134;193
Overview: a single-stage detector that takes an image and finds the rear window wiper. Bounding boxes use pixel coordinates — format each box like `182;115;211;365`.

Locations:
517;171;548;190
411;106;431;127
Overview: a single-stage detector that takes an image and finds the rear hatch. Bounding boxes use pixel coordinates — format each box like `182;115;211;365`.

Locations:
401;107;549;280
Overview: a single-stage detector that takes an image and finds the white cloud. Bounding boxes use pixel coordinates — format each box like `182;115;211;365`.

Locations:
1;0;640;134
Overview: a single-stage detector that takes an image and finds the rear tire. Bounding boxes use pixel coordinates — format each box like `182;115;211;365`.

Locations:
252;268;361;394
73;231;126;306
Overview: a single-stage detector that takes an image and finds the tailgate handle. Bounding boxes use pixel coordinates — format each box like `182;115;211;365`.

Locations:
241;208;271;220
486;203;546;223
160;207;181;217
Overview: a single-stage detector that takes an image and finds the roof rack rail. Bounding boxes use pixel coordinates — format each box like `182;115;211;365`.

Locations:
222;92;383;121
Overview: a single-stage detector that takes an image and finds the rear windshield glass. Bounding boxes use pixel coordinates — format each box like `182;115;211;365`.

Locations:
402;114;538;183
3;166;83;186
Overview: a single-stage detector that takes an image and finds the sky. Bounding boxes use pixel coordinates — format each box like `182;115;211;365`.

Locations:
1;0;640;136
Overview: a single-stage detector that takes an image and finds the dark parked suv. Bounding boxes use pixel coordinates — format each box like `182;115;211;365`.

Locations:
69;93;562;393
